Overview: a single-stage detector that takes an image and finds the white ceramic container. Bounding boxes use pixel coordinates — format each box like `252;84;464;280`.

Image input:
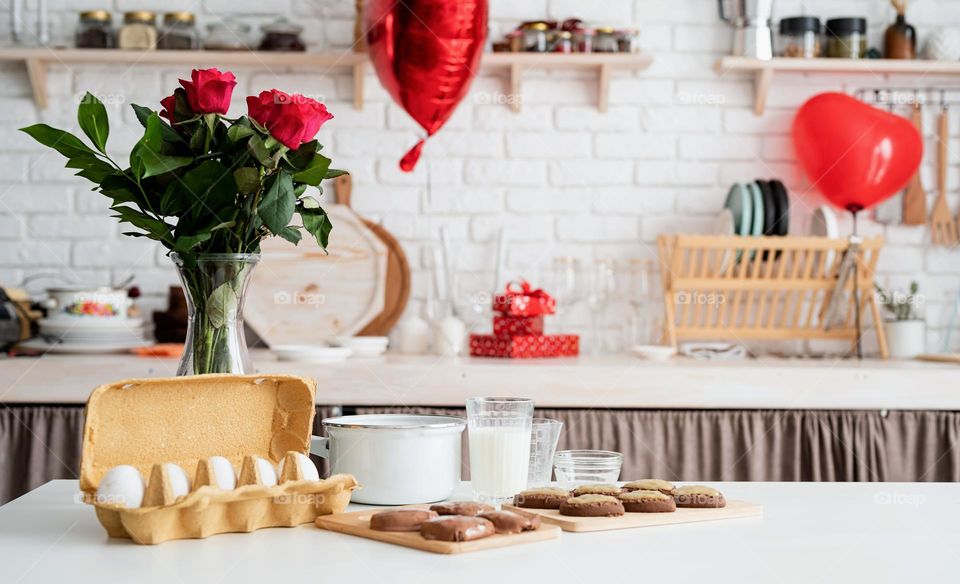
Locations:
311;414;465;505
43;286;131;319
886;320;926;359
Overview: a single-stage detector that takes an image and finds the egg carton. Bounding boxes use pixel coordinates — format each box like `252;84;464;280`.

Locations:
79;374;359;545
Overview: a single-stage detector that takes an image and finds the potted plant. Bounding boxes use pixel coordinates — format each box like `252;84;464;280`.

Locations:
21;68;344;375
877;281;925;359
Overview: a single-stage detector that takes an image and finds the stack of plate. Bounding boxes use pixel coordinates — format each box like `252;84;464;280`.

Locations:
720;179;790;239
21;317;152;353
333;336;390;358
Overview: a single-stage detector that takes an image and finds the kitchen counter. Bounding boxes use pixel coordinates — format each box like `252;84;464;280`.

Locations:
1;480;955;583
2;351;958;410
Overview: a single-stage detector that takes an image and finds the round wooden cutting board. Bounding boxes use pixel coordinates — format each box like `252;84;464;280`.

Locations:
245;204;388;347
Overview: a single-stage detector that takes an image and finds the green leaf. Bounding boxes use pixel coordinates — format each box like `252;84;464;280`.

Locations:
227;124;255;145
77;92;109;153
180;160;238;214
20;124;99;159
285;140;319;170
67;155;114;183
299;199;332;250
111;205;173;245
136;113;193;179
233;167;260;194
276;226;302;245
247;134;274;168
292;153;332;186
258;171;296;235
325;168;348;180
173;232;212;255
132;103;185;144
206;282;237;329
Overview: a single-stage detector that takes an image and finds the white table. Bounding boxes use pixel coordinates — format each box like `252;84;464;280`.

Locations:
1;481;956;583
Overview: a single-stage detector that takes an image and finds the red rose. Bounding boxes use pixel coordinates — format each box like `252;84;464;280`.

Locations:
159;93;177;123
246;89;334;150
179;68;236;115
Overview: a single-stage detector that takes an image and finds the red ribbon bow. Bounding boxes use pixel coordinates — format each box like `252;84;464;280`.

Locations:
493;280;556;316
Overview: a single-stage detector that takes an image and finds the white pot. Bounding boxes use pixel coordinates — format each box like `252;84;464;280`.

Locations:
311;414;465;505
885;320;926;359
42;286;131;319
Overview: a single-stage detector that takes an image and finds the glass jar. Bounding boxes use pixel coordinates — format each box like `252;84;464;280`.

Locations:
118;11;157;50
506;30;523;52
778;16;822;58
616;28;640;53
75;10;114;49
258;19;306;52
594;27;619;53
522;22;549;52
826;17;867;58
553;30;573;53
158;12;198;50
204;19;252;51
574;27;594;53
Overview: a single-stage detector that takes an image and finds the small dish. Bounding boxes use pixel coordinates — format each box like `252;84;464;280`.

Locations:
272;345;353;363
810;205;839;274
723;183;751;237
553;450;623;487
332;336;389;358
631;344;677;361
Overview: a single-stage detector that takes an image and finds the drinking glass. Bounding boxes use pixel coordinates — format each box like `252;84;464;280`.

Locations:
588;259;617;354
527;418;563;487
466;397;534;505
548;256;582;331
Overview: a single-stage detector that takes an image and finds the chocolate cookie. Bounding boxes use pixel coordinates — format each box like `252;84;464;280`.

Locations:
621;479;675;496
420;516;495;542
559;494;625;517
479;510;541;534
512;487;571;509
369;508;439;532
674;485;726;508
619;490;677;513
429;501;495;516
571;484;622;497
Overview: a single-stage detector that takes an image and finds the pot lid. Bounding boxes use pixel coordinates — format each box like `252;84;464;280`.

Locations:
322;414;465;430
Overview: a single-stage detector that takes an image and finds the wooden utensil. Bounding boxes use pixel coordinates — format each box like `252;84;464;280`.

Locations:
334;174;411;336
931;106;958;245
902;103;928;225
315;505;561;554
503;500;762;533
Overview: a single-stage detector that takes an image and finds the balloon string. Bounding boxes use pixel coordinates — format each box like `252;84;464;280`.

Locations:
852;210;863;360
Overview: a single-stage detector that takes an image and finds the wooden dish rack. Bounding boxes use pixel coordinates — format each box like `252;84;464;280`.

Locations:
656;235;888;359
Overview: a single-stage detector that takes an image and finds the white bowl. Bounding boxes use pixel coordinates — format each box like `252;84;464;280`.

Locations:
631;345;676;361
333;336;389;348
272;345;353;363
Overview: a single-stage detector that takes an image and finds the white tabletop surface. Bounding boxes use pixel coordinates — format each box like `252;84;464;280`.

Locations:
1;480;956;583
2;351;959;409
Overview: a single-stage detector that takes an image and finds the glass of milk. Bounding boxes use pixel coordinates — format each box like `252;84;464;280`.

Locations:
466;397;534;505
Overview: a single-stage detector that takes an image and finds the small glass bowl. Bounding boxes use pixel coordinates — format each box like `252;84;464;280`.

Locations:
553;450;623;486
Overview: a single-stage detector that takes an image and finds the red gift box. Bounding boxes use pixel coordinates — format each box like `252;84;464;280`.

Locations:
492;281;556;317
492;315;544;338
469;334;579;358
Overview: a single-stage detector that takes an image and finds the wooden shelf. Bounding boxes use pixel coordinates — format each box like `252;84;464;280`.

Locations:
0;47;652;113
0;48;369;110
717;56;960;115
482;52;653;112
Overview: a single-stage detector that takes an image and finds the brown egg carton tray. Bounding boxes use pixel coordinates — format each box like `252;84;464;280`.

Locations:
79;374;359;544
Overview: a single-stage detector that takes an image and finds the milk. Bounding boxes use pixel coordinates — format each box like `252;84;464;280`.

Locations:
468;424;532;501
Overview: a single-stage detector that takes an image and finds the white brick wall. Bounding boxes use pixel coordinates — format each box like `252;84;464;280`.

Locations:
0;0;958;352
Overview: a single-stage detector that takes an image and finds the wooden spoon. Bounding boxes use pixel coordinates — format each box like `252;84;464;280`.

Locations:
902;103;927;225
931;106;958;245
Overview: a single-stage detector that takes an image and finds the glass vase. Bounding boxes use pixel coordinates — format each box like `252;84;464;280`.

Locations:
172;253;260;376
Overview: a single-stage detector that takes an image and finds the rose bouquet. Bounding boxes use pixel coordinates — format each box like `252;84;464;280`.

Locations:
21;68;344;375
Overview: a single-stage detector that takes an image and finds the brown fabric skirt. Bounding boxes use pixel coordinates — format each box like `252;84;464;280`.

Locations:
1;405;957;504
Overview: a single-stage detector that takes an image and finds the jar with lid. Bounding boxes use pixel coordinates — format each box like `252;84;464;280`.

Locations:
75;10;114;49
158;12;198;50
553;31;573;53
826;17;867;58
616;28;640;53
594;27;618;53
118;11;157;50
204;19;252;51
778;16;821;58
574;27;594;53
258;19;306;52
522;22;549;52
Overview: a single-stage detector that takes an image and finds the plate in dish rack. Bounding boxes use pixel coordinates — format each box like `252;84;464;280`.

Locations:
245;204;388;347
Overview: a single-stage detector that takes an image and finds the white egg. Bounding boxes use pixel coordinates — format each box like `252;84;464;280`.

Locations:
164;463;192;498
254;457;278;486
278;452;320;481
96;465;145;508
208;456;236;490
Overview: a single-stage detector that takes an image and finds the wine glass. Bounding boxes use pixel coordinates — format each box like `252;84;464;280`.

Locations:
587;259;617;354
547;257;583;331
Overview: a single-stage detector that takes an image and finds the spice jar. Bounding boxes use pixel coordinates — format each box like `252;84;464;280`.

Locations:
553;31;573;53
616;28;640;53
158;12;198;50
118;11;157;50
75;10;114;49
204;19;252;51
594;27;619;53
574;27;594;52
522;22;549;52
258;19;306;52
506;30;523;52
826;17;867;58
778;16;822;58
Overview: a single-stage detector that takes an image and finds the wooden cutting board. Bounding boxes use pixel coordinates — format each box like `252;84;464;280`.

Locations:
503;500;762;533
245;204;387;347
315;505;561;554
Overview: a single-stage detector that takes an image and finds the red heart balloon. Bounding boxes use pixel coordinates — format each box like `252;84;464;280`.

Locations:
365;0;488;171
792;92;923;212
